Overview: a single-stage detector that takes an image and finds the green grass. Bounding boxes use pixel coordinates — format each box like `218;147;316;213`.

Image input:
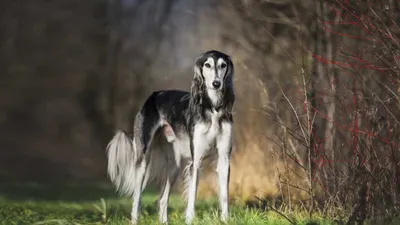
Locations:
0;182;334;225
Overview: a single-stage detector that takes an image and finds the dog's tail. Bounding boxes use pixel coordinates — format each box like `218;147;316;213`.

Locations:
106;130;141;197
106;92;163;197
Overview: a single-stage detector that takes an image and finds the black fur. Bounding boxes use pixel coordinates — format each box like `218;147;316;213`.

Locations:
133;50;235;158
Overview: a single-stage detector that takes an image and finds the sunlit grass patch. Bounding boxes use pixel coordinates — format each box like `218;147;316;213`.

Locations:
0;182;337;225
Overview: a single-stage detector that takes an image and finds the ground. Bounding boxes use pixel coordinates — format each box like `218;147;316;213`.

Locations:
0;182;358;225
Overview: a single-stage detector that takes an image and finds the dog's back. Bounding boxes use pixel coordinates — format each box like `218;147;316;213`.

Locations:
133;90;191;154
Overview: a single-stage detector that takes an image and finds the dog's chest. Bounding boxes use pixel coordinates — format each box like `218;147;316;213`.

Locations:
195;110;222;146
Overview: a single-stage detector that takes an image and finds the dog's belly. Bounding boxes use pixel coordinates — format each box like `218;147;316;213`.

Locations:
161;110;223;164
173;135;191;159
169;126;220;162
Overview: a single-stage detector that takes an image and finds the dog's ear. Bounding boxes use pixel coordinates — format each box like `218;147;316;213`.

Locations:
221;56;235;111
193;54;206;82
224;56;234;89
190;55;206;104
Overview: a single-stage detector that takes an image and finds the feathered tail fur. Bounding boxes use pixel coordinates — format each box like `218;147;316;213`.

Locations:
106;130;142;197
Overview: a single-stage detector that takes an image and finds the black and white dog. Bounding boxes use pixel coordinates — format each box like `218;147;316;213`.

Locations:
106;50;235;224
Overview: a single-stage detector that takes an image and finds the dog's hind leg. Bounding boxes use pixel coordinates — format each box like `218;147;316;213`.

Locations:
158;165;179;224
154;140;180;224
131;157;147;224
134;92;162;155
141;160;151;193
130;93;162;224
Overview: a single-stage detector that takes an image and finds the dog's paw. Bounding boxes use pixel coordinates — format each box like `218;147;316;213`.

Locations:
185;211;195;224
220;212;229;223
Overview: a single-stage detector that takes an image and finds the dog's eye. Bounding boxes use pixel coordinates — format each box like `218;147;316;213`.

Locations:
221;63;227;68
204;63;211;68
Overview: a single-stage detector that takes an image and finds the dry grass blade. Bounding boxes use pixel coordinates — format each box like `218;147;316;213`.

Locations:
254;196;297;225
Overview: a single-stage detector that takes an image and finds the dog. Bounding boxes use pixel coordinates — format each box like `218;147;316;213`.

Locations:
106;50;235;224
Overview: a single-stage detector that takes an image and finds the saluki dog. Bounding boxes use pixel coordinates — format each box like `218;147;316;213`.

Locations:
106;50;235;224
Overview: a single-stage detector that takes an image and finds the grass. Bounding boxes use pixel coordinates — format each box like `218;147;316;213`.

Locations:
0;182;335;225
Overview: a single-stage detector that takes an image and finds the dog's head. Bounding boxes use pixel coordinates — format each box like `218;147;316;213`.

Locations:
193;50;234;91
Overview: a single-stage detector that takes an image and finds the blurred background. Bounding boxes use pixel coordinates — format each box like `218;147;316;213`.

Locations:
0;0;278;195
1;0;400;222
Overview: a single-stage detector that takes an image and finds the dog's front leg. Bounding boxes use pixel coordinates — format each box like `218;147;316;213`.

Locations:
185;158;201;224
216;122;232;222
185;126;207;224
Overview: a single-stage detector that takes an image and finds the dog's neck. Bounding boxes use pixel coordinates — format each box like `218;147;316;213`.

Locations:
200;87;234;113
207;89;222;109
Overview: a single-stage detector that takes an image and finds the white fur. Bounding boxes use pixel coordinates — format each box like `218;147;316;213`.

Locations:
207;89;220;106
106;131;139;197
131;159;146;223
173;135;191;164
216;122;232;222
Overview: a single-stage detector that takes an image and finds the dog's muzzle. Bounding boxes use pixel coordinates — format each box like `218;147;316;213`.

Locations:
212;80;221;89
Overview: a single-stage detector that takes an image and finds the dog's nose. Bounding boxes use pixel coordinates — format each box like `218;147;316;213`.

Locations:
212;80;221;88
